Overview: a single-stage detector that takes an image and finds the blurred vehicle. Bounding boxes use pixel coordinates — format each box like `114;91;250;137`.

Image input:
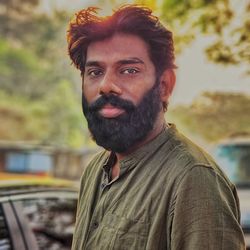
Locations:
0;173;78;250
213;137;250;248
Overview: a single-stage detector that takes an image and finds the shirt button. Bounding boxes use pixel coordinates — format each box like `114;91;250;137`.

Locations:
93;222;99;229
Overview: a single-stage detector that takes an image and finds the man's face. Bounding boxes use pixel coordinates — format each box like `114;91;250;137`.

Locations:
82;33;163;153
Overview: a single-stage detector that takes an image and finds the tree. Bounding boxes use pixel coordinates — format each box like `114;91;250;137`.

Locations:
0;1;89;147
0;0;40;41
0;39;55;99
168;92;250;142
160;0;250;70
0;81;91;148
99;0;250;71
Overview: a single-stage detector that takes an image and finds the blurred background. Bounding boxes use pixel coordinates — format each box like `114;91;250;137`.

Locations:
0;0;249;180
1;1;250;248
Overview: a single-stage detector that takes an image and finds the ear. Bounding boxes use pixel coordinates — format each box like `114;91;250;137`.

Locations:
159;69;176;102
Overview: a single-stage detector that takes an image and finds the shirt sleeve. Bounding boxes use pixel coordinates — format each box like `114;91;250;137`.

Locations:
170;165;245;250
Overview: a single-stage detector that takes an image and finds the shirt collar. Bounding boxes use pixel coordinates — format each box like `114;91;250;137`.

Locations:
120;124;176;167
102;123;177;174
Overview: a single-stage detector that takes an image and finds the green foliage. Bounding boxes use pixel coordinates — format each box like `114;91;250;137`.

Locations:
163;0;250;69
0;83;91;148
169;92;250;142
162;0;217;20
100;0;250;70
0;0;249;148
0;0;40;42
0;1;92;147
44;80;89;148
0;39;53;99
205;16;250;68
0;90;48;141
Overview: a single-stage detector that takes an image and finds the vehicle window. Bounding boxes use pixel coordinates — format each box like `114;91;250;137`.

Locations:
214;144;250;185
19;197;77;250
0;204;13;250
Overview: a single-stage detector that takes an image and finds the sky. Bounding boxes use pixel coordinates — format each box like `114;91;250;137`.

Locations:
40;0;250;106
172;36;250;105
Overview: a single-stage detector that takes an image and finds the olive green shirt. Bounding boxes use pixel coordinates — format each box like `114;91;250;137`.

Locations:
72;125;245;250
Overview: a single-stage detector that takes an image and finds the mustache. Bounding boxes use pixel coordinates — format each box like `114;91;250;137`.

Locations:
88;94;135;112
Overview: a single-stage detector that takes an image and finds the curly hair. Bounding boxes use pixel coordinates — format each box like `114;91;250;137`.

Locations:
67;5;176;78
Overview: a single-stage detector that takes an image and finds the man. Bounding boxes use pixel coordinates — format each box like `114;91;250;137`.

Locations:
67;5;245;250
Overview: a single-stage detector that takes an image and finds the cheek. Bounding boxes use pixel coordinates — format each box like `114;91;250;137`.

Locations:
82;81;99;103
123;77;155;105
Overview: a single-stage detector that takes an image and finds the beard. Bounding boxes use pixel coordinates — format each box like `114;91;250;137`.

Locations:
82;80;162;153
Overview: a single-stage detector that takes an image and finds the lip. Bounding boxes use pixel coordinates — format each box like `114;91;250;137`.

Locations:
99;104;125;118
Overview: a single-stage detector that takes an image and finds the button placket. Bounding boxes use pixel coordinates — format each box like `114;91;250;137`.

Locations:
93;221;99;229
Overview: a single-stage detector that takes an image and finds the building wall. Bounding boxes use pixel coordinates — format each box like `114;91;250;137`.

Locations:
53;150;98;180
0;143;99;180
0;152;5;171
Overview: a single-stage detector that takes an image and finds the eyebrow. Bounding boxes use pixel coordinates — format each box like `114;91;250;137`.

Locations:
117;57;144;65
85;61;102;68
85;57;145;68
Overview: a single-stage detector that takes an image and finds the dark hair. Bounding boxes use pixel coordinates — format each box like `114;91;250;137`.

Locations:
67;5;176;77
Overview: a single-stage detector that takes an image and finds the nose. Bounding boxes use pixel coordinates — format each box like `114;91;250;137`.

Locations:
99;71;122;96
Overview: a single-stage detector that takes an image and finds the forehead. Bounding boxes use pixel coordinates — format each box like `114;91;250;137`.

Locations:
85;33;152;65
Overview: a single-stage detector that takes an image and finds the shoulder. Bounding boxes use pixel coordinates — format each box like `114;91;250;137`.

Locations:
170;163;245;249
163;125;230;180
159;126;236;199
164;125;213;166
176;164;237;204
84;150;109;173
78;150;109;192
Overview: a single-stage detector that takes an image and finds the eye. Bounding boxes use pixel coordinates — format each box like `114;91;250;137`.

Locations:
121;68;139;74
87;69;103;77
